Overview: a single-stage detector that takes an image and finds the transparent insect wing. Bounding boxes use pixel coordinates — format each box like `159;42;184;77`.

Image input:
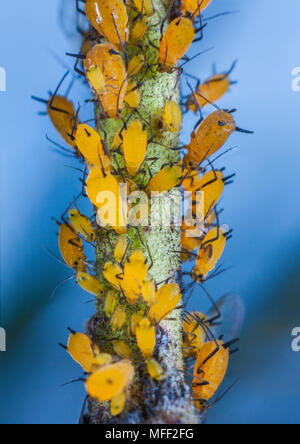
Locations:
123;120;147;176
84;44;128;118
193;340;229;404
136;318;156;358
47;95;78;147
85;0;129;49
75;124;112;172
186;110;236;166
67;332;100;373
207;294;245;343
158;18;195;72
77;272;104;297
69;209;96;242
86;360;134;402
146;165;182;193
59;223;86;271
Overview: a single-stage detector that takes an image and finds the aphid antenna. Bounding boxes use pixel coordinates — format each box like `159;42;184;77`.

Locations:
235;126;254;134
59;377;86;388
48;71;72;115
204;10;239;22
45;135;76;157
206;379;240;410
51;274;76;299
111;13;129;70
179;47;213;69
58;343;67;351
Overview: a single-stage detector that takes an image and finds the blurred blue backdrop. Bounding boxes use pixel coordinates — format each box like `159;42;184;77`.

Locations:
0;0;300;424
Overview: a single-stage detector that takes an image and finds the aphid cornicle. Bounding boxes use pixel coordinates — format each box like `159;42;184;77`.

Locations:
193;226;227;280
58;223;86;271
158;17;195;72
193;340;229;409
85;0;128;49
123;120;147;177
69;208;96;242
86;360;134;402
84;44;127;118
74;124;112;172
66;331;100;372
185;110;236;167
77;272;104;297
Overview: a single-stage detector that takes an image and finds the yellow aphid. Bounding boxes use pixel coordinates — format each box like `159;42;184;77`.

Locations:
146;359;164;381
47;95;79;148
75;124;112;172
182;312;206;358
158;17;195;72
123;120;147;176
130;311;145;335
67;332;100;373
103;262;123;290
125;82;141;109
136;318;156;358
69;208;96;242
130;17;148;44
77;272;104;297
86;360;134;402
111;392;126;416
181;0;212;19
192;170;225;218
133;0;154;16
58;223;86;271
104;291;118;318
85;0;128;49
141;279;157;306
146;165;182;194
128;54;145;76
86;65;105;96
84;43;127;118
163;100;182;133
148;283;181;324
91;353;113;371
113;341;132;359
122;251;148;304
111;306;127;330
114;236;128;263
193;227;227;280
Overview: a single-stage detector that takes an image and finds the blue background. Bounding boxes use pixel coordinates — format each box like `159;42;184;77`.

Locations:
1;0;300;424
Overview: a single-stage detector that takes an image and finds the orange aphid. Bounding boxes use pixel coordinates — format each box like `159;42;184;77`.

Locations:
158;17;195;72
185;110;236;167
180;0;213;18
111;392;126;416
125;82;141;108
111;306;127;330
91;353;113;371
47;95;78;147
77;272;104;297
133;0;154;16
193;340;229;408
146;359;164;381
163;100;182;133
182;312;206;358
113;341;132;359
128;54;145;76
75;124;112;172
136;318;156;358
146;165;182;194
193;226;227;280
86;360;134;402
103;262;123;290
58;223;86;271
123;120;147;176
84;44;127;118
67;332;100;372
85;0;128;49
148;283;181;323
141;279;157;306
122;251;148;304
68;209;96;242
187;74;231;111
192;170;225;218
130;17;148;44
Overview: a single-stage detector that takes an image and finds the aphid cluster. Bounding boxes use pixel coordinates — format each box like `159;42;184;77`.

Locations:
33;0;250;423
